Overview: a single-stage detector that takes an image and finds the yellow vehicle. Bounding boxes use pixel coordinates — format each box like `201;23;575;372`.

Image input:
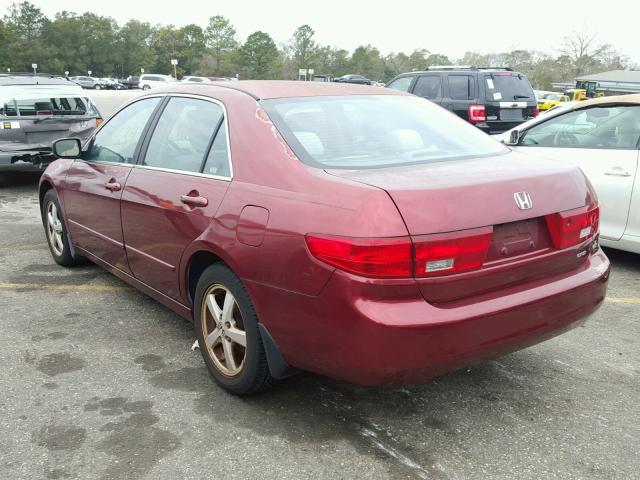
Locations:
537;92;571;111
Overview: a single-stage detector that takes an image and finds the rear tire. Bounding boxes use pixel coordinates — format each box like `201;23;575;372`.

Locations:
194;263;275;395
142;84;150;91
42;189;79;267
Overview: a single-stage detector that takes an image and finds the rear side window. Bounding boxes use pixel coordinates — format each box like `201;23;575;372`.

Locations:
485;73;534;102
413;76;441;100
448;75;475;100
143;97;224;173
202;122;231;177
1;97;98;117
387;76;413;92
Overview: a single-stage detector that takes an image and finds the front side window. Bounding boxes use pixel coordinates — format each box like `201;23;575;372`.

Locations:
143;97;224;173
387;76;414;92
263;95;507;169
86;97;160;164
521;105;640;149
413;76;442;100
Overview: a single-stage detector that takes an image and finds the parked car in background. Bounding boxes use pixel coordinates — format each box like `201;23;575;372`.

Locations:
536;91;570;111
69;76;107;90
182;76;211;83
100;78;126;90
1;75;102;172
139;74;177;90
499;93;640;254
39;81;608;395
120;76;140;89
334;74;372;85
387;66;538;134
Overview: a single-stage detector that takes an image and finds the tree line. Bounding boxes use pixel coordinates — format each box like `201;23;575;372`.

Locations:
0;1;633;89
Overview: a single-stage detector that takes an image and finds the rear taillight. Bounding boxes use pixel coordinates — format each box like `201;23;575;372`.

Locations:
414;227;493;277
306;227;493;279
533;106;539;117
545;203;599;249
468;104;486;123
305;235;412;278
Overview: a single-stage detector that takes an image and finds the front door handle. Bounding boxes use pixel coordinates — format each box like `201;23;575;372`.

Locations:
180;192;208;207
604;169;631;177
105;179;122;191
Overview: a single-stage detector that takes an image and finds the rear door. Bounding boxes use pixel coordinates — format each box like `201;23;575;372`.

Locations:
63;96;162;272
515;104;640;240
411;74;443;105
121;95;231;301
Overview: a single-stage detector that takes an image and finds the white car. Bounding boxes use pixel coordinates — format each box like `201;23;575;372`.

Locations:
498;94;640;254
138;74;176;91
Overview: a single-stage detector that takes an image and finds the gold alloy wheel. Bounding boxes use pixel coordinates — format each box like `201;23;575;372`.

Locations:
201;284;247;377
45;201;64;256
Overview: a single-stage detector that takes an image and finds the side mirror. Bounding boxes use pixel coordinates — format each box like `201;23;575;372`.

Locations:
53;138;82;159
504;129;520;146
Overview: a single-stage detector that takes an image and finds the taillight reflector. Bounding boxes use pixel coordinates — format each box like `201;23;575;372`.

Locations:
533;106;539;117
306;227;493;279
545;203;599;249
468;104;486;123
414;227;493;277
305;235;412;278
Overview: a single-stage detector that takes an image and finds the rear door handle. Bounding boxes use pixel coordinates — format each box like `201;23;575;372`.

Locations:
105;179;122;191
604;170;631;177
180;193;208;207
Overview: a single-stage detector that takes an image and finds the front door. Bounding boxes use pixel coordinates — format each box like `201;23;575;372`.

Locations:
121;96;232;301
63;96;162;271
515;104;640;241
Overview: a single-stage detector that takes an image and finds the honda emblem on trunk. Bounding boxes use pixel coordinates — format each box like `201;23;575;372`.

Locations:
514;191;533;210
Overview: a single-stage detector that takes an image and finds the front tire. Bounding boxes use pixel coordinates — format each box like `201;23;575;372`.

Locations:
42;189;79;267
194;264;275;395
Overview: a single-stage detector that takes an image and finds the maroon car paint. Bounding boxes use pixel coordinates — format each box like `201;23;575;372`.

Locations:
39;81;610;386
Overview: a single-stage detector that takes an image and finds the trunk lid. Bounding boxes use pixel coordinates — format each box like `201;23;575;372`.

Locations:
327;151;597;303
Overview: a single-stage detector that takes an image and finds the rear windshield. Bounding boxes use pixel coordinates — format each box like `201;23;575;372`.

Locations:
262;95;507;169
1;97;97;117
484;73;534;102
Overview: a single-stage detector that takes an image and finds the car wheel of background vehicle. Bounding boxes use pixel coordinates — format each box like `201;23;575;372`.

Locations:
142;84;150;91
42;189;79;267
95;85;101;90
194;263;276;395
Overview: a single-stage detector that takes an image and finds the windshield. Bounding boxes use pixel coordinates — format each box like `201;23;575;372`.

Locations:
262;95;508;169
1;96;98;117
485;74;534;102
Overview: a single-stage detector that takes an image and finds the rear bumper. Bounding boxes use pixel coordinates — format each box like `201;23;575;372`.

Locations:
250;249;609;386
0;152;52;172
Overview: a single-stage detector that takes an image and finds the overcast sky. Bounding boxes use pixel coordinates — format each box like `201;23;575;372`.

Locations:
3;0;638;63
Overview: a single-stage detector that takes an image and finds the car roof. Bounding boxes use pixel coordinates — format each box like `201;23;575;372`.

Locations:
158;80;406;100
569;93;640;110
0;75;75;86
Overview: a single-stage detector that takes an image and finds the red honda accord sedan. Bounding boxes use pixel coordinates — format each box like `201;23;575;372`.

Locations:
39;81;609;394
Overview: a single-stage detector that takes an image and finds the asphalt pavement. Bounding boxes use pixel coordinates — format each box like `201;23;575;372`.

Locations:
0;92;638;480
